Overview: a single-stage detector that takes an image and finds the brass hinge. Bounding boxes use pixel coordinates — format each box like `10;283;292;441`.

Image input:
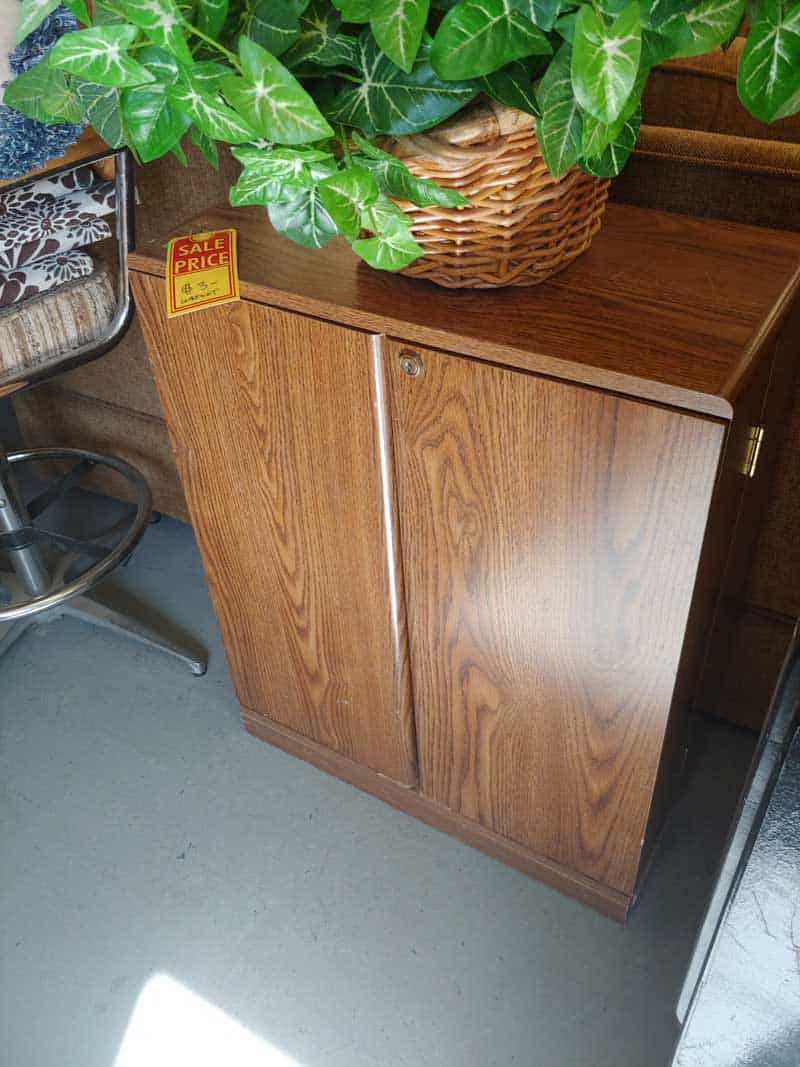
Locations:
740;425;765;478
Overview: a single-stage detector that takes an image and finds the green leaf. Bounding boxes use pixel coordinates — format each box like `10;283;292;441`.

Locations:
3;61;85;124
190;126;220;168
370;0;430;73
642;0;691;29
93;0;127;23
192;60;233;91
196;0;229;37
63;0;91;24
171;140;189;165
353;132;468;207
737;0;800;121
361;194;411;231
352;217;422;270
479;58;542;115
281;0;359;69
48;25;157;88
581;67;644;155
430;0;552;80
137;44;181;84
554;10;577;40
582;109;640;175
167;75;256;141
230;145;337;204
572;1;641;124
332;0;371;19
117;0;193;66
535;42;581;176
532;0;561;31
269;188;339;247
325;33;477;135
122;80;192;161
74;81;125;147
247;0;301;57
221;37;333;143
668;0;745;57
318;166;379;239
14;0;61;46
640;27;676;67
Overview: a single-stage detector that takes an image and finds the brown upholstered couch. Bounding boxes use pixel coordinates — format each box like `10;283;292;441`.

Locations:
13;47;800;731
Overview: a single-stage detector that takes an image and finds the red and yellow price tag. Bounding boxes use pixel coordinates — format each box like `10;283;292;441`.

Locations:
165;228;240;318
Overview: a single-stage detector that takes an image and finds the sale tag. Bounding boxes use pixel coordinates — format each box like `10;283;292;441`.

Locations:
165;228;240;318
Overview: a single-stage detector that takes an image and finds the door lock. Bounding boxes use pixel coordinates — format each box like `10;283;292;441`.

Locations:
399;350;424;378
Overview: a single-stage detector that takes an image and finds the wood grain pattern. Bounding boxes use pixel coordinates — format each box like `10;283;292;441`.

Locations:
128;201;800;419
696;304;800;729
241;703;631;921
388;343;725;894
131;274;417;785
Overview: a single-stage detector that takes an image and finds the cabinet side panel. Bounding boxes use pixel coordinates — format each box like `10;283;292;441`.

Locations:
131;274;417;786
389;343;724;893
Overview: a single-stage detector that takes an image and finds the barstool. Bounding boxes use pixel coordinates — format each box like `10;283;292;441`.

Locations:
0;145;205;675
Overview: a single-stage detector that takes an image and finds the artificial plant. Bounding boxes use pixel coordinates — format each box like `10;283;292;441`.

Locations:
5;0;800;269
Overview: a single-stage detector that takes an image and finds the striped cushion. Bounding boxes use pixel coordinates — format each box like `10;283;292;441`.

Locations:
0;264;116;383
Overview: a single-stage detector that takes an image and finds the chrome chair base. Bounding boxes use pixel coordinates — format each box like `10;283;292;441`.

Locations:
0;446;207;675
0;590;207;675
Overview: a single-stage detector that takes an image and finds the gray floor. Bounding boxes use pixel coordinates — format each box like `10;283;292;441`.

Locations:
0;515;756;1067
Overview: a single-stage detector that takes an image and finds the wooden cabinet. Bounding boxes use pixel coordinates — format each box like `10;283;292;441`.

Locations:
388;343;723;894
130;203;800;919
137;297;416;785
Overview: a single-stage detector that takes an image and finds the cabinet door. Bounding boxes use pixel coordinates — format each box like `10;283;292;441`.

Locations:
388;342;724;892
132;275;417;786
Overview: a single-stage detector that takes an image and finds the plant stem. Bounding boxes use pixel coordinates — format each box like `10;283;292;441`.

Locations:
185;24;241;70
99;0;242;72
338;125;353;167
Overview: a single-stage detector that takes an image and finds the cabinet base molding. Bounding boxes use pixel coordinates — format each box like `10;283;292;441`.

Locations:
241;706;632;922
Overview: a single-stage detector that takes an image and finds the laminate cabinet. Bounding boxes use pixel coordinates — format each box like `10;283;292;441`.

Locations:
130;203;800;919
132;298;416;785
388;344;722;894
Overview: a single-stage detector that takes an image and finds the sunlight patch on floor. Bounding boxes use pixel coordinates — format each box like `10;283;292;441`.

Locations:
114;972;302;1067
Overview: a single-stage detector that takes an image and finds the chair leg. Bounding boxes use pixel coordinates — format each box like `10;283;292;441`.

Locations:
62;592;207;676
0;617;35;663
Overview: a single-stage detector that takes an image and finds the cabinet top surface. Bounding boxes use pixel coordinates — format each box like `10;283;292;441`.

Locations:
129;201;800;419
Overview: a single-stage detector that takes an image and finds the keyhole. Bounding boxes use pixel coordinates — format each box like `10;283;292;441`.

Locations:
399;350;424;378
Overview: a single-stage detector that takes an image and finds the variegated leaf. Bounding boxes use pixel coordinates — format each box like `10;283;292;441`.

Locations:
117;0;193;66
268;188;338;248
670;0;745;57
572;1;641;124
248;0;301;57
535;42;581;176
325;33;477;136
229;145;336;205
196;0;229;37
167;75;256;141
430;0;552;80
48;25;157;88
582;109;640;176
74;81;125;147
352;216;422;270
370;0;430;73
318;166;379;239
3;61;84;123
14;0;61;46
281;0;359;69
221;37;333;144
737;0;800;121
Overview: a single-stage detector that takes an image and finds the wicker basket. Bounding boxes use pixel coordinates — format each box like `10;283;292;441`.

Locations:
387;99;610;288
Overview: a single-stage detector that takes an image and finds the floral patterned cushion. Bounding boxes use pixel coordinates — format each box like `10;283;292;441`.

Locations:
0;167;117;307
0;249;93;308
